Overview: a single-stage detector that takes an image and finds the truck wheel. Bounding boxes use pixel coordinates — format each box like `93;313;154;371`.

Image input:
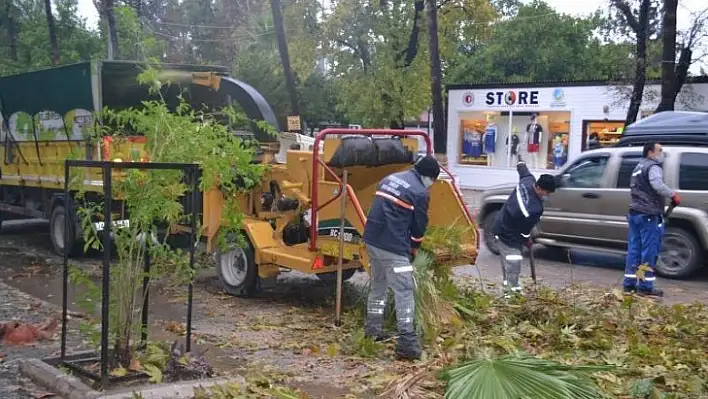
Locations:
656;226;702;279
315;269;356;282
216;238;259;297
49;203;84;257
482;210;500;255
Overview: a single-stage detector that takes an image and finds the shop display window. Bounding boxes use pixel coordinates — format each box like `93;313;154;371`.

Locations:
582;120;624;151
458;111;570;170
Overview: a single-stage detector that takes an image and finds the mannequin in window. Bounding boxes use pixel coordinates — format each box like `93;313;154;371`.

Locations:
506;127;520;166
483;115;497;166
462;126;483;161
552;135;566;170
524;114;543;168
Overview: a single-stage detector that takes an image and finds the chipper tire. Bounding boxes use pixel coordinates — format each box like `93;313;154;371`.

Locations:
216;237;259;297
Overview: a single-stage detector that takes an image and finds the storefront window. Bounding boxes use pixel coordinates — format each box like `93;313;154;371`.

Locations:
458;111;571;170
582;120;624;151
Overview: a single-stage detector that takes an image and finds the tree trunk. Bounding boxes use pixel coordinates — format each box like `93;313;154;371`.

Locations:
5;1;18;61
672;46;692;103
621;0;652;126
426;0;445;154
626;35;647;125
44;0;60;65
270;0;301;124
655;0;678;113
104;0;120;60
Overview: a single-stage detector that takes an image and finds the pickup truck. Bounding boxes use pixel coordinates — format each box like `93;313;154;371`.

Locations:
477;145;708;279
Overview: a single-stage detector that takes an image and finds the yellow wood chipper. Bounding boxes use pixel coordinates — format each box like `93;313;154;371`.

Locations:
0;61;479;296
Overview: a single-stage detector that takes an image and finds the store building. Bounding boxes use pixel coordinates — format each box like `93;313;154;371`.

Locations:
446;78;708;190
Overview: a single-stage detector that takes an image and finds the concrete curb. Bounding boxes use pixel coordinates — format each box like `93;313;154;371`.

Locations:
20;358;246;399
19;358;100;399
97;376;245;399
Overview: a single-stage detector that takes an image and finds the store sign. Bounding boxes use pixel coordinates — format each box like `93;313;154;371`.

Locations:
550;88;566;108
485;90;539;107
462;91;475;107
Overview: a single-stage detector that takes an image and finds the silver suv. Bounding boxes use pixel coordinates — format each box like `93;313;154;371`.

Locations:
477;145;708;278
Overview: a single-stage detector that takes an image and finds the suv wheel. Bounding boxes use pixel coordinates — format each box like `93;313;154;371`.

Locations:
482;210;500;255
656;227;702;279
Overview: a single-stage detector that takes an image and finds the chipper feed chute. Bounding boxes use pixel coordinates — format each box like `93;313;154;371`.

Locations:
309;129;479;273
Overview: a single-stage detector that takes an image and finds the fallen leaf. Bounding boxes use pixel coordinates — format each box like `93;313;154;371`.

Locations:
327;343;340;357
128;359;143;372
166;322;186;336
143;364;163;383
109;367;127;377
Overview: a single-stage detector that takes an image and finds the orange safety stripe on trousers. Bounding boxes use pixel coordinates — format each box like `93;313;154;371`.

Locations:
375;191;414;211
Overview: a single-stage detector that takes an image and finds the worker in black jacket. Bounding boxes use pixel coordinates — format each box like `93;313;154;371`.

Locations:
492;156;556;297
362;155;440;360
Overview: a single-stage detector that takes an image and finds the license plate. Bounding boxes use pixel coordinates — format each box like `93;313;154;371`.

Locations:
320;242;357;260
93;219;130;231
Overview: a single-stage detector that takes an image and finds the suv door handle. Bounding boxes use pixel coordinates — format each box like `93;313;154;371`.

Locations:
582;192;600;199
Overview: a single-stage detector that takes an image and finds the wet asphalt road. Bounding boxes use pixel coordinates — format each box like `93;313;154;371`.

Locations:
2;218;707;306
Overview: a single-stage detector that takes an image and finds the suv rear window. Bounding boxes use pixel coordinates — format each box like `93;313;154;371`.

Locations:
617;154;642;188
679;152;708;190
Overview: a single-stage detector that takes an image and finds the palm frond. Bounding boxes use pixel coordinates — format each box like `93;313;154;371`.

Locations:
412;251;460;343
443;353;613;399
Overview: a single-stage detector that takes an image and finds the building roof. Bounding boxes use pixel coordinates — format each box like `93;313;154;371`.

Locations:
446;76;708;91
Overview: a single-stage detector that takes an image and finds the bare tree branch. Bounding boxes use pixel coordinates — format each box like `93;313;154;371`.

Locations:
612;0;641;33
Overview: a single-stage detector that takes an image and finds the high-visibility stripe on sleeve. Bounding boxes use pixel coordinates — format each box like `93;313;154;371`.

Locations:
515;184;530;218
393;265;414;273
411;236;424;243
375;191;414;210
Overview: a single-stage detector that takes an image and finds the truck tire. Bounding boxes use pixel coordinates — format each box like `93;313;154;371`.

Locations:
482;210;500;255
656;226;702;279
216;237;259;297
49;203;84;257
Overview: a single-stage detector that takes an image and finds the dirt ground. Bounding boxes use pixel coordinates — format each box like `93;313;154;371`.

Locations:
1;217;707;398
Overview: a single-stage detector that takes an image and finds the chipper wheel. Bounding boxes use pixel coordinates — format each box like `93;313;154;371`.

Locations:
215;237;259;297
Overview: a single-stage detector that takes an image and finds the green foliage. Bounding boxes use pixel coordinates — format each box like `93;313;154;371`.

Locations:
443;353;612;399
68;62;263;368
412;251;460;344
446;1;631;83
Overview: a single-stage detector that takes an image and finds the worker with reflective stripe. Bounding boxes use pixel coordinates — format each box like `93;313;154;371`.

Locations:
491;155;556;297
362;155;440;360
623;142;679;297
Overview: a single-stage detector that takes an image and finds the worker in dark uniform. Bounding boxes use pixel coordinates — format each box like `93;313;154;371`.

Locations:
362;155;440;360
623;142;679;297
492;156;556;297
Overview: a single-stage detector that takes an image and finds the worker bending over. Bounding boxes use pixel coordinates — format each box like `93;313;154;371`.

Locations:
623;142;679;297
362;155;440;360
492;155;556;297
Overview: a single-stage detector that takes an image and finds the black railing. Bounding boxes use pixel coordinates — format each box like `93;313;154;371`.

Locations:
60;160;200;388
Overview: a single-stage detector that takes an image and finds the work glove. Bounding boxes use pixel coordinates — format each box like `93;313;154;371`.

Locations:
524;239;533;250
671;194;681;206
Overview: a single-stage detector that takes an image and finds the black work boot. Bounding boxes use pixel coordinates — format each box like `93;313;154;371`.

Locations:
623;286;637;294
364;330;393;342
637;287;664;298
395;333;422;361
